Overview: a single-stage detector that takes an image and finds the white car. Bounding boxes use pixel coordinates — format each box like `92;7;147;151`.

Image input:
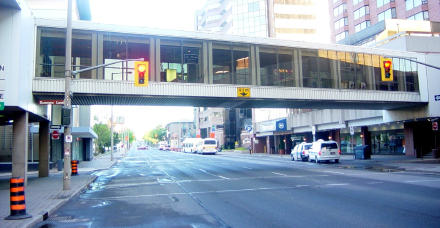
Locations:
290;142;312;161
196;138;218;155
308;140;340;163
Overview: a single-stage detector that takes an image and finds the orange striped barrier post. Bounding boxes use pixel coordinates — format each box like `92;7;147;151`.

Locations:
71;160;78;176
5;177;32;220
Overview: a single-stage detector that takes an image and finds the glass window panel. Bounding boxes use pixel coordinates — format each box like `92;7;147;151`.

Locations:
161;40;182;82
259;47;277;86
233;44;251;85
213;43;232;84
301;49;318;88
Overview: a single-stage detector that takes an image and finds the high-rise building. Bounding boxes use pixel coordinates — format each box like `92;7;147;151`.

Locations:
196;0;330;43
328;0;440;43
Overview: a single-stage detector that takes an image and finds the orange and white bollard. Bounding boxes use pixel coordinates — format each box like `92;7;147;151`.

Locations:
5;177;32;220
71;160;78;176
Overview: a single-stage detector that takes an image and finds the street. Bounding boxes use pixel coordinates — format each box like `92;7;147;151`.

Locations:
34;148;440;228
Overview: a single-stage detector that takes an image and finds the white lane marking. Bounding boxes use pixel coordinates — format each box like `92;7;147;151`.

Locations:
404;179;440;183
196;168;229;179
325;183;349;186
323;171;345;175
217;175;230;180
368;182;383;184
243;167;252;170
272;172;287;176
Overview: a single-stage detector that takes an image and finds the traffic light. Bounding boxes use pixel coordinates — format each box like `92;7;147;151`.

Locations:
134;61;149;87
380;58;393;81
61;107;71;126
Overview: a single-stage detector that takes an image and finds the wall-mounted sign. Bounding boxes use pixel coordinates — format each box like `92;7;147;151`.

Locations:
39;100;64;105
184;54;198;64
260;119;286;132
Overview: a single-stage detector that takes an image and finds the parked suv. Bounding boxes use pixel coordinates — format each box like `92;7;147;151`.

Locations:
290;142;312;161
308;140;340;163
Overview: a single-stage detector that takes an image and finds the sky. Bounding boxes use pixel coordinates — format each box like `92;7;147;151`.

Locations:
88;0;205;139
89;0;206;30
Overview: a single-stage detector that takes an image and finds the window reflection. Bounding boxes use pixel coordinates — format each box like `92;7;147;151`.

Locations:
260;47;295;87
103;34;149;81
161;40;202;83
38;29;92;79
213;43;251;85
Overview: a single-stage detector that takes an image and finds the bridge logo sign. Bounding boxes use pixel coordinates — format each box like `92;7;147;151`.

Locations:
237;87;250;97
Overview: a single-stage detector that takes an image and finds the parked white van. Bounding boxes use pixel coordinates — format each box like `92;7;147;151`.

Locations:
182;138;200;153
196;138;218;155
308;140;340;163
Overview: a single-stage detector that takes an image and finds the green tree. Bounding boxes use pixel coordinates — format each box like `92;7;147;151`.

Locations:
119;129;135;144
143;125;166;145
93;123;111;154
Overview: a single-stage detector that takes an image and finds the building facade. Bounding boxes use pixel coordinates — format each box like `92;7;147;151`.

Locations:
329;0;440;43
196;0;330;43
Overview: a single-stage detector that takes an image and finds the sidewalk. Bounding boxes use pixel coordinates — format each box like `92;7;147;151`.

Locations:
0;150;124;228
221;151;440;174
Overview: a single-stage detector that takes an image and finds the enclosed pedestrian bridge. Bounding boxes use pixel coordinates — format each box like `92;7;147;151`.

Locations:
33;19;427;110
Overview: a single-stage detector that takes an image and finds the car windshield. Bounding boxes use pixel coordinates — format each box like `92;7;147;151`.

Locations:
304;144;312;150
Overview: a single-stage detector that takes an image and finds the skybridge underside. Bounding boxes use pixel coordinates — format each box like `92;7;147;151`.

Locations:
32;78;425;110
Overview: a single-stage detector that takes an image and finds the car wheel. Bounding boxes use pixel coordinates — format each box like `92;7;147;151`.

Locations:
315;156;319;163
335;159;339;163
291;154;295;161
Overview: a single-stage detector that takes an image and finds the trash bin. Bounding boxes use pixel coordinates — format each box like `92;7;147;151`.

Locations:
57;159;63;171
354;145;371;160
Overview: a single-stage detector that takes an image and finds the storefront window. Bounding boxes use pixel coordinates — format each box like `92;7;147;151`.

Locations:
371;132;405;154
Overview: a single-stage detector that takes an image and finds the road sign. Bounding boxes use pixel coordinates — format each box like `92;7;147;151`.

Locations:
125;136;129;141
245;125;253;132
52;130;59;139
350;126;354;135
237;87;250;97
65;135;72;143
435;95;440;101
433;122;438;131
0;102;3;111
50;125;61;130
312;126;316;135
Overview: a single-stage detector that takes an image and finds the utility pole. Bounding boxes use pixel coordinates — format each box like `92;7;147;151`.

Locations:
63;0;73;190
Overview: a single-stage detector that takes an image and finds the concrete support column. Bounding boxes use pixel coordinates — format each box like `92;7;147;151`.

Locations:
12;112;29;185
39;121;50;177
361;127;371;147
404;123;415;157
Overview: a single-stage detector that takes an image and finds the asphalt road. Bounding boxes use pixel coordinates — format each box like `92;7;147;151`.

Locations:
34;148;440;228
